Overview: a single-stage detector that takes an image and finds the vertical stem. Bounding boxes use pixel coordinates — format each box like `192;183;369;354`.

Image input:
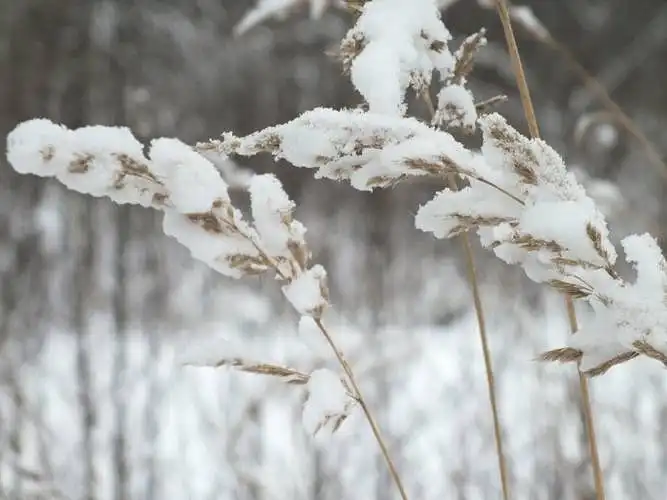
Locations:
493;2;606;498
258;245;409;500
566;299;606;499
314;319;409;500
454;190;511;500
424;91;510;499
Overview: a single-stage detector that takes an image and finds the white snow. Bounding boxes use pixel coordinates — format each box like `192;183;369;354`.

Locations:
302;368;351;437
150;138;230;213
249;174;306;262
433;83;478;132
282;265;329;318
342;0;453;115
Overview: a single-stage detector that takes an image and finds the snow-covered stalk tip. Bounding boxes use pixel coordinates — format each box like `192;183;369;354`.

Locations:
5;118;357;439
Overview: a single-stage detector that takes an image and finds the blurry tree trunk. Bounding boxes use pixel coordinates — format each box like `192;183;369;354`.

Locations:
60;2;96;499
73;206;97;500
108;1;141;497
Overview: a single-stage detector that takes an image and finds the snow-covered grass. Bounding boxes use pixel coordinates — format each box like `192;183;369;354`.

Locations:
5;0;667;499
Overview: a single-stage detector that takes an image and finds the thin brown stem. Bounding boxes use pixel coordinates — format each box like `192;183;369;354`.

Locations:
566;299;606;498
494;1;606;498
448;175;511;500
424;89;510;499
233;216;409;499
314;318;409;500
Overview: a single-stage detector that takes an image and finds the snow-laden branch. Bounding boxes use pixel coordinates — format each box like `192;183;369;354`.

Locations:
203;107;484;191
6;118;354;437
210;105;667;376
204;0;667;377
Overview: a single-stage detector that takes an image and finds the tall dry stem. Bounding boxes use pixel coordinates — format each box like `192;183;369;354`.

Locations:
314;319;409;500
256;239;410;500
455;204;510;500
423;92;510;500
493;1;606;498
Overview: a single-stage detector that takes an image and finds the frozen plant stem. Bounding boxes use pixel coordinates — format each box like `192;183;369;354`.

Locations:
233;221;409;499
314;318;409;500
494;1;606;498
423;90;510;500
449;176;510;500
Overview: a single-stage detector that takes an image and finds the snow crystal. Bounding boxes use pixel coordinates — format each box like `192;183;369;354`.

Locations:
57;125;144;198
7;119;165;207
415;184;519;238
223;107;487;191
621;234;667;299
519;201;607;265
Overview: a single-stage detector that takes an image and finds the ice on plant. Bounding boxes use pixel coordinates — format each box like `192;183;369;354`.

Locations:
6;119;161;207
622;233;667;296
220;107;485;191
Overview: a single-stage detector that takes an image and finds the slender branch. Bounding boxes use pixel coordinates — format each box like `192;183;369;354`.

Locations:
424;91;510;499
450;177;511;500
314;318;409;500
242;215;409;499
494;2;606;499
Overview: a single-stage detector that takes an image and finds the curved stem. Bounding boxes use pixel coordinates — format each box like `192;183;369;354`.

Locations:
245;217;409;499
314;318;409;500
494;1;606;498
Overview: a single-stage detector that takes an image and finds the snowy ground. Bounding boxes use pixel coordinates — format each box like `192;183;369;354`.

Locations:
3;284;666;499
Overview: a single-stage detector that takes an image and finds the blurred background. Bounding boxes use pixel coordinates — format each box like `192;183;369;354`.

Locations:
1;0;667;498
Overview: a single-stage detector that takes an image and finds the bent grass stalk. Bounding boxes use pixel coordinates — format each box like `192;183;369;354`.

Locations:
247;229;410;500
493;1;606;498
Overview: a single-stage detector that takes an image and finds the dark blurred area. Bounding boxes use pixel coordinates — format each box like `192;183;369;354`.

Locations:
0;0;666;498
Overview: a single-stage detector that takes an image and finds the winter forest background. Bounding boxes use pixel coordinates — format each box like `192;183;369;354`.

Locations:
2;0;667;499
